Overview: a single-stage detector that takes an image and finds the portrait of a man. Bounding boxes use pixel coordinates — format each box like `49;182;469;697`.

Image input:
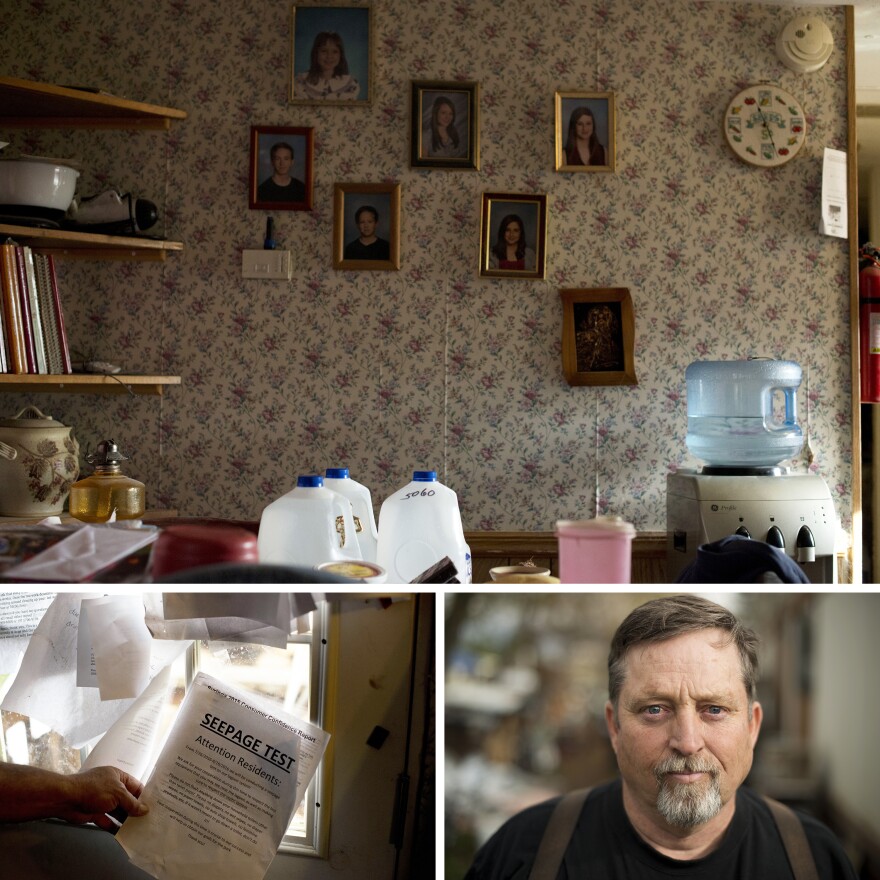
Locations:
333;183;400;271
249;126;313;211
343;204;390;261
257;141;306;204
456;594;862;879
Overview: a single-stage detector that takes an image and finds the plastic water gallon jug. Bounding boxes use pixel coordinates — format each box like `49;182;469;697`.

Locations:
258;475;360;567
556;516;636;584
685;359;804;467
323;467;379;563
377;470;472;584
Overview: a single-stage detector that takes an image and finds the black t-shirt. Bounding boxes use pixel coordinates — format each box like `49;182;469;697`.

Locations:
464;780;857;880
256;176;306;203
343;237;390;261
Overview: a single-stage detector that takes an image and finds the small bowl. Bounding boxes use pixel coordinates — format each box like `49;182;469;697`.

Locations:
0;156;81;212
316;560;387;584
489;564;551;581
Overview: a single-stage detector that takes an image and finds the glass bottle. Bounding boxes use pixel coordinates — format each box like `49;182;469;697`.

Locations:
68;439;145;522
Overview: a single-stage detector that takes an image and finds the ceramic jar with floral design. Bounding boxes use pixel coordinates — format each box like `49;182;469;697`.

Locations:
0;405;80;516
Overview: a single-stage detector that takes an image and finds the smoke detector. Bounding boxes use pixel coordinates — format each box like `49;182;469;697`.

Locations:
776;16;834;73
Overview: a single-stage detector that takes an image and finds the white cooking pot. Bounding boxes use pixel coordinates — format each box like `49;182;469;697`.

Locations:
0;156;81;212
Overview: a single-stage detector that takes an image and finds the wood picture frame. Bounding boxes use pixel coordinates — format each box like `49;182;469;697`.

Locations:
560;287;637;386
479;192;547;279
554;91;615;172
249;126;314;211
333;182;401;270
410;80;480;170
289;5;372;105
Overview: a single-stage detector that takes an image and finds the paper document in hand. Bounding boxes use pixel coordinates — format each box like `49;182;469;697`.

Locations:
115;672;330;880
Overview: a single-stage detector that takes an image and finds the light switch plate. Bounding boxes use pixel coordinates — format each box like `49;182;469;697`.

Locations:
242;249;292;280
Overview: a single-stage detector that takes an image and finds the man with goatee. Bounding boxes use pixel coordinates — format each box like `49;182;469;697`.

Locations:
465;595;856;880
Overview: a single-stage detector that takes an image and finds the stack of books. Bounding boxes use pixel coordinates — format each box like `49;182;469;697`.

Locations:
0;239;72;375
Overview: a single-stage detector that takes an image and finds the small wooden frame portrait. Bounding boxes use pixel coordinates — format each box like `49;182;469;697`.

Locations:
410;80;480;170
290;5;372;105
333;182;401;271
555;91;615;172
249;126;314;211
479;192;547;279
560;287;637;386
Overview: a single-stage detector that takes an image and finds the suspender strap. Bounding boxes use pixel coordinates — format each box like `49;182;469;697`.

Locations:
527;787;592;880
763;795;820;880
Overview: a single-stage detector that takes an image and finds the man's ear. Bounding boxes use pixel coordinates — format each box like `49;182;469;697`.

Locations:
604;700;619;753
748;700;763;748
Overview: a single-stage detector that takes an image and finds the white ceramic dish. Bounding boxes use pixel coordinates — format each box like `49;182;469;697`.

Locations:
489;564;552;581
0;155;81;211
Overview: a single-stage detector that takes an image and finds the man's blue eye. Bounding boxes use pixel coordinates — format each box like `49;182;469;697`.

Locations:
645;706;662;715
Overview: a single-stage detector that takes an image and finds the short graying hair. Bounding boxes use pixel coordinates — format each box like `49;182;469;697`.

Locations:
607;595;760;709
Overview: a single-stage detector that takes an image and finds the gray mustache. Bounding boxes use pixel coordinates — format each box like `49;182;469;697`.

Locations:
653;756;720;780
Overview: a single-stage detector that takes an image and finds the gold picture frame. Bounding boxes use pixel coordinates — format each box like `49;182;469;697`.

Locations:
479;192;547;279
333;182;401;271
554;91;615;172
560;287;637;386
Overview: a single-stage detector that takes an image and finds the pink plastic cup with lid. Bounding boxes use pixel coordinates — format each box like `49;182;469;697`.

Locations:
555;516;636;584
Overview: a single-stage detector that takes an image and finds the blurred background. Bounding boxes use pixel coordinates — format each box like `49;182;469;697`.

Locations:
445;592;880;879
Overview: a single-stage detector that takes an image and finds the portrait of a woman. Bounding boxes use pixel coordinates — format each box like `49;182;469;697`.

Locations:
489;214;536;271
564;106;607;166
423;95;466;159
294;31;360;100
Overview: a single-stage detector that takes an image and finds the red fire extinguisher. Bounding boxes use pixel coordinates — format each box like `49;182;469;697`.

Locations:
860;243;880;403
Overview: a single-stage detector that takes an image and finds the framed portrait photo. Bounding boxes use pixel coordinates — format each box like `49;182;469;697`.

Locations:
249;126;314;211
479;192;547;280
333;182;401;271
560;287;637;386
555;91;616;172
410;80;480;170
290;4;372;105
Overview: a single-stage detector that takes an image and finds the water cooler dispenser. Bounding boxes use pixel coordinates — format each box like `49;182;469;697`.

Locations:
666;359;838;584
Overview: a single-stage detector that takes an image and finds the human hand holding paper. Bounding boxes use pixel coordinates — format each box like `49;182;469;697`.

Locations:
115;672;330;880
0;762;147;830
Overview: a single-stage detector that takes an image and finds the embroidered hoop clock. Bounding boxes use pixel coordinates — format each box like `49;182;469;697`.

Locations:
723;84;807;167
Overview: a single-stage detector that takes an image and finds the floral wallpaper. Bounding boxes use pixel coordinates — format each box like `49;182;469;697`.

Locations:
2;1;853;559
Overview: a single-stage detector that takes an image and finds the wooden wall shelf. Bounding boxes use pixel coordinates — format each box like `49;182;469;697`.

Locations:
0;223;183;261
0;79;185;398
0;374;181;396
0;76;187;130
